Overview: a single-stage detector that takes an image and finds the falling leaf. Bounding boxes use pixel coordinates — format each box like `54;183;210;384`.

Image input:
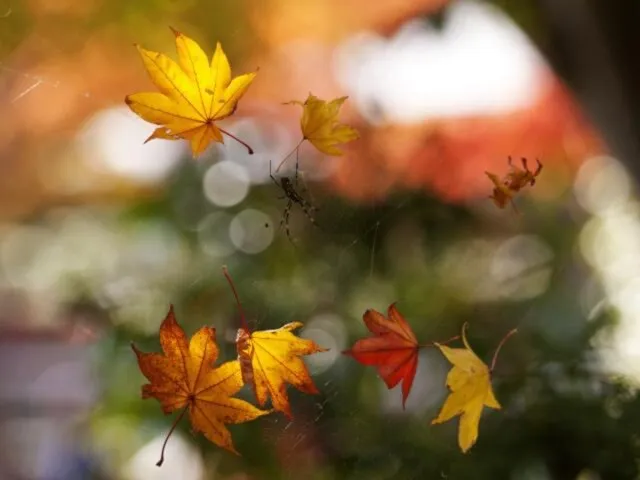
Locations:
431;323;517;453
343;304;420;408
223;267;327;418
131;305;270;464
276;93;359;171
486;156;543;211
125;28;256;157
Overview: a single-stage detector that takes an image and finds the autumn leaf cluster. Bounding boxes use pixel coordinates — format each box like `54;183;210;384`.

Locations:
132;268;327;464
127;29;538;467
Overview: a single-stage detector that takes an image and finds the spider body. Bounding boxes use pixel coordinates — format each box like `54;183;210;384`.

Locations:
270;164;318;243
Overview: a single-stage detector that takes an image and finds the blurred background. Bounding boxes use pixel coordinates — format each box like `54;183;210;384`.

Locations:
1;0;640;478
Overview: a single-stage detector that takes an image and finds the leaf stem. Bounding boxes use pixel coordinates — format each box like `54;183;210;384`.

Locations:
275;138;304;172
222;266;249;331
219;127;254;155
419;334;460;349
490;328;518;372
156;405;189;467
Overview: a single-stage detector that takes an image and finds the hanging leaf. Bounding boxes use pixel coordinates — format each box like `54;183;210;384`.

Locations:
223;267;328;418
276;93;359;171
344;304;458;408
486;156;543;211
343;304;420;408
432;323;517;453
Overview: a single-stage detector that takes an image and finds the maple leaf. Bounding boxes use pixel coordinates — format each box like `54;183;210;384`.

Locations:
125;28;256;157
131;305;270;464
343;304;458;408
276;93;359;171
486;156;543;211
223;267;327;418
343;304;420;408
431;323;517;453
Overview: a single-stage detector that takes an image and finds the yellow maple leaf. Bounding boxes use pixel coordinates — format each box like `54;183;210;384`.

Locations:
236;323;328;418
222;266;327;418
431;323;516;453
131;305;270;464
125;28;257;157
276;93;359;171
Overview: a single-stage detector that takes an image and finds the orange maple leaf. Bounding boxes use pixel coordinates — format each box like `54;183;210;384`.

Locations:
125;28;256;157
131;305;270;464
223;267;328;418
486;156;543;211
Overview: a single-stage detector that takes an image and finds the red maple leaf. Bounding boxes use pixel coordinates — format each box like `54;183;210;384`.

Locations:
343;303;420;408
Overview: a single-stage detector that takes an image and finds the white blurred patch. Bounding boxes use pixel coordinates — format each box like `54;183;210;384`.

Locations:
229;209;274;254
437;235;552;302
203;160;250;207
123;433;204;480
334;0;546;123
301;313;348;375
574;155;631;215
490;235;554;300
575;156;640;382
78;107;183;183
197;212;235;257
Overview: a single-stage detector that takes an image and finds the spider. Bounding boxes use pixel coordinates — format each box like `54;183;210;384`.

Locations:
269;161;318;243
485;156;542;212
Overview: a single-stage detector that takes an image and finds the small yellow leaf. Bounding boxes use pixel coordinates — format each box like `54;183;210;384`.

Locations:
431;324;501;453
287;93;359;156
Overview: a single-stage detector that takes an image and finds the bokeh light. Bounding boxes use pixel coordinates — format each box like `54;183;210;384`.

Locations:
229;209;274;254
203;160;251;207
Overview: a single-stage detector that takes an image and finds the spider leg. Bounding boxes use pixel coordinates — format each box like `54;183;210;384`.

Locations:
521;157;529;172
280;201;296;244
270;175;282;188
299;203;319;228
297;171;318;208
534;158;543;176
507;156;514;167
269;161;283;189
294;147;300;186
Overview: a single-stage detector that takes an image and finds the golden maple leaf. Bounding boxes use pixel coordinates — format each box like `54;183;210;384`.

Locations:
125;28;257;157
131;305;270;464
431;323;516;453
276;94;359;171
236;323;328;418
222;266;327;418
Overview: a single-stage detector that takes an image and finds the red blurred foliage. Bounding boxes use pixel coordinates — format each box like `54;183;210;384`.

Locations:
247;0;605;205
329;75;604;203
